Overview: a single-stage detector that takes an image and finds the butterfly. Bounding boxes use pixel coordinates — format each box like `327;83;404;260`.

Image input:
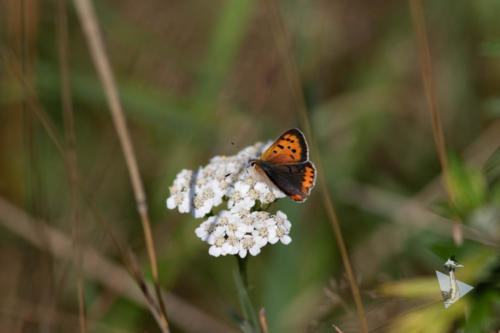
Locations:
250;128;316;202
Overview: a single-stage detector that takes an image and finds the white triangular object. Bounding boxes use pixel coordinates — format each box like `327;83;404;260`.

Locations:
436;271;450;291
435;270;473;308
456;280;474;297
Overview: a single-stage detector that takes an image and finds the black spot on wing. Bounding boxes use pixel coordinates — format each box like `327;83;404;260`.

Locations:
277;128;308;162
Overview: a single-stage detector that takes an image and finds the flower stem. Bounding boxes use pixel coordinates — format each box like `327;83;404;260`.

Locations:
238;256;249;288
233;256;259;332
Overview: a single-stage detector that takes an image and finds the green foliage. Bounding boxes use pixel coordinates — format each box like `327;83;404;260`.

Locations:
448;154;487;217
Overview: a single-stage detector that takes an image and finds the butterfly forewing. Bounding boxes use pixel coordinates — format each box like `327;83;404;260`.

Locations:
260;128;309;165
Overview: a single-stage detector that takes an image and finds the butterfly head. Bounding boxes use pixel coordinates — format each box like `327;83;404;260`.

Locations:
249;159;266;170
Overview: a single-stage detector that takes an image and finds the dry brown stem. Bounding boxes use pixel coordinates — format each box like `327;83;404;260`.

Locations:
409;0;463;245
56;0;87;331
72;0;169;330
259;308;269;333
332;324;344;333
264;1;369;332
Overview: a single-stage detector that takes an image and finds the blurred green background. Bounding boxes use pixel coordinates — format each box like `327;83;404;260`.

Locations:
1;0;499;332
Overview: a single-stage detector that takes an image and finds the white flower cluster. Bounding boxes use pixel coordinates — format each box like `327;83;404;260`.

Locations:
195;210;292;258
166;142;292;258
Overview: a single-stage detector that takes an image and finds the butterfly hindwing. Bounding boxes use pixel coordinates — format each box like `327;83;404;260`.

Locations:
255;160;316;202
260;128;309;165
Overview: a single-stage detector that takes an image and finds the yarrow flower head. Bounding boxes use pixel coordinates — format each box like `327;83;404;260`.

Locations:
166;141;293;258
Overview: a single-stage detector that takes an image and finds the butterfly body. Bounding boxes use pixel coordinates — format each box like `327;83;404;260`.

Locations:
250;128;316;202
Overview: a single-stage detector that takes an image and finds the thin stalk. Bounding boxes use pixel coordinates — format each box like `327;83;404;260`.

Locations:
259;309;269;333
264;1;369;332
56;1;87;332
409;0;463;245
233;256;259;332
332;324;344;333
19;2;57;331
71;0;170;331
238;256;249;289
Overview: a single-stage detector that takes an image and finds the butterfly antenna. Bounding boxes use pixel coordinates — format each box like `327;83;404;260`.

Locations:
231;141;241;150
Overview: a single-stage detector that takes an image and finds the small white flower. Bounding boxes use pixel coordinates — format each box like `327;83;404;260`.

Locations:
166;169;193;213
241;214;254;228
234;208;251;219
208;227;227;257
213;210;245;238
268;211;292;245
274;211;291;230
192;196;212;218
254;181;285;204
274;226;292;245
166;192;181;210
232;197;255;211
239;234;261;258
254;218;276;246
222;235;240;255
195;216;217;241
226;219;246;238
228;181;255;210
234;181;251;195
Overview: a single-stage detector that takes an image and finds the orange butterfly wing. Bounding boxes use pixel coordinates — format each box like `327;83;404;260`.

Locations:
253;160;316;202
287;162;316;202
260;128;308;164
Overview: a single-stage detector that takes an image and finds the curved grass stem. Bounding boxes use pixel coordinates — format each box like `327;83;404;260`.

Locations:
72;0;170;331
263;1;369;332
409;0;463;246
56;0;87;331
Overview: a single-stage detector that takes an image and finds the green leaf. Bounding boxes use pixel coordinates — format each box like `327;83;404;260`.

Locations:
448;154;487;217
